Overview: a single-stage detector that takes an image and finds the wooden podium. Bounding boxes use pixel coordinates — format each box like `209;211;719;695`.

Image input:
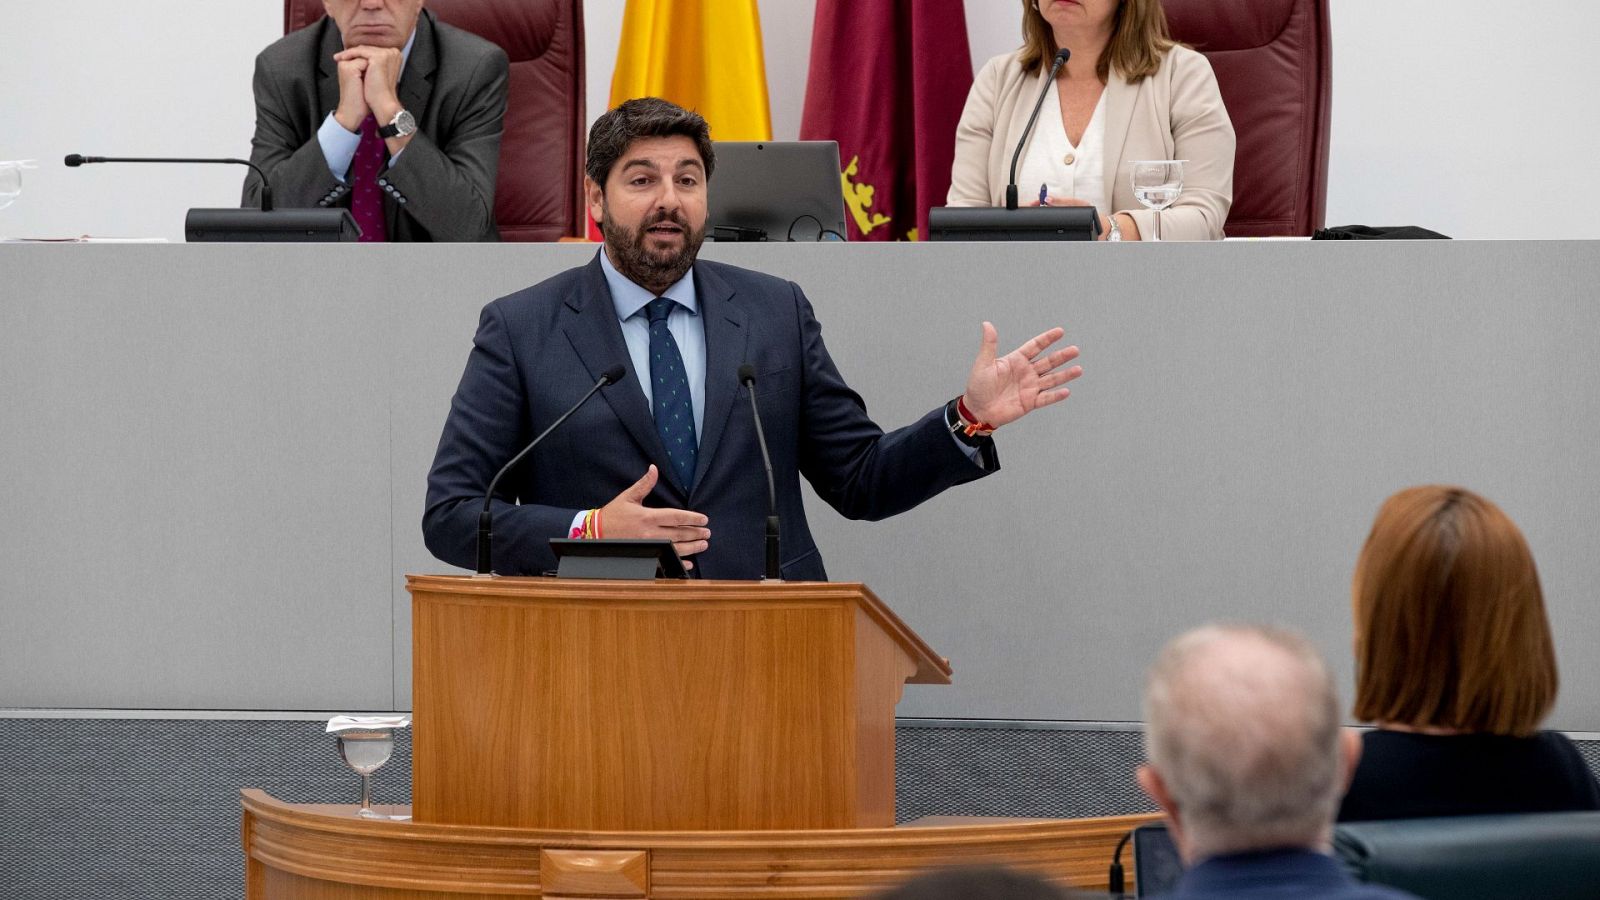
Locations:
243;576;1157;898
409;575;948;831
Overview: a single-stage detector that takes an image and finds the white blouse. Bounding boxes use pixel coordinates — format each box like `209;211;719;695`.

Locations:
1015;78;1108;215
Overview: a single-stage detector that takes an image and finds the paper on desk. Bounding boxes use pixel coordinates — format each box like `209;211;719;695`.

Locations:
1;237;170;243
326;715;411;733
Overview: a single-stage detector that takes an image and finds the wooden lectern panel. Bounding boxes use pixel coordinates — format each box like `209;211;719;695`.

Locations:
242;790;1161;899
409;577;948;832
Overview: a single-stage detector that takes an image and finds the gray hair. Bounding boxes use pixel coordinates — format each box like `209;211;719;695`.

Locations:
1143;624;1343;858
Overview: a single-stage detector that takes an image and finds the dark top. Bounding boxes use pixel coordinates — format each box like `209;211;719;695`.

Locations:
1159;848;1417;899
1338;729;1600;822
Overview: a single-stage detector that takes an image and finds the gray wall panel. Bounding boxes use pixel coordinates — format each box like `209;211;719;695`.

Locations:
2;248;396;709
4;242;1599;729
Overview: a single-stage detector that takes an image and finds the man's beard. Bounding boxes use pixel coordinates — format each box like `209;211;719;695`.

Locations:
600;207;705;294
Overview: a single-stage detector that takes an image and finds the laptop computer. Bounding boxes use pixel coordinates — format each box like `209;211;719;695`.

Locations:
706;141;848;242
1134;822;1184;897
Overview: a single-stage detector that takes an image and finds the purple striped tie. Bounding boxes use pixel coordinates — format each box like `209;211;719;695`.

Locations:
350;114;389;243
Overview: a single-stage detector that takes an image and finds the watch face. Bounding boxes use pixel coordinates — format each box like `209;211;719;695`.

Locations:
394;109;417;136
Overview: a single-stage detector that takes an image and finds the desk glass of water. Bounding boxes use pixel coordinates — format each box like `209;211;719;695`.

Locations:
1131;160;1185;241
336;730;394;818
0;162;32;212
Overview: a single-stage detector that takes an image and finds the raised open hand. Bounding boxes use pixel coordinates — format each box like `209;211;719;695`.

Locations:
961;322;1082;428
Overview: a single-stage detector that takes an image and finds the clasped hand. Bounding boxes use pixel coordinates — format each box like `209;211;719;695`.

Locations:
332;45;404;133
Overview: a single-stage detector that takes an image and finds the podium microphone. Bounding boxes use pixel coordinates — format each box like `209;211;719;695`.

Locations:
738;364;781;581
477;365;627;576
1005;47;1071;210
65;153;275;211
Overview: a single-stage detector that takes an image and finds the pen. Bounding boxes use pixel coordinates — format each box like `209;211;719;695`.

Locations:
1039;184;1050;206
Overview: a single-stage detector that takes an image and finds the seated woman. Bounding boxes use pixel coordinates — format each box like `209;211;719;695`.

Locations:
1339;485;1600;821
947;0;1234;241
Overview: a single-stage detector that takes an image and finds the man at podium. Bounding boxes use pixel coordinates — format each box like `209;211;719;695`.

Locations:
423;99;1082;580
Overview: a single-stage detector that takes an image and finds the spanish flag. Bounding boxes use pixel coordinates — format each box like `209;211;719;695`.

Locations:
609;0;773;142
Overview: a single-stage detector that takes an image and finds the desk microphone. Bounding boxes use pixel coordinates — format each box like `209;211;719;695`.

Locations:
65;154;275;211
1006;48;1071;210
738;364;781;581
477;365;627;576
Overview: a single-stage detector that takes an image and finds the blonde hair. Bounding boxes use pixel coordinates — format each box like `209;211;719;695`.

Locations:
1017;0;1176;83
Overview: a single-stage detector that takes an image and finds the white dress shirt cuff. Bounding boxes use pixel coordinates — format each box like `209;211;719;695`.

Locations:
317;113;361;184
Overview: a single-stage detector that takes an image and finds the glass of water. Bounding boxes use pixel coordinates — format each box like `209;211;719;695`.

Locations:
1131;160;1185;242
336;729;395;819
0;161;37;212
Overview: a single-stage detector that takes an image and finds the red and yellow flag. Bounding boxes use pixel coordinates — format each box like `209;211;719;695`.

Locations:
609;0;773;142
800;0;973;241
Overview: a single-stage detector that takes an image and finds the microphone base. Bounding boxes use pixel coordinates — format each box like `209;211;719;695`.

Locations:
185;208;362;243
927;206;1102;242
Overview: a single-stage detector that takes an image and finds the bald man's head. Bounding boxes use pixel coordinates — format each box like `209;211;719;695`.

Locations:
1139;625;1357;862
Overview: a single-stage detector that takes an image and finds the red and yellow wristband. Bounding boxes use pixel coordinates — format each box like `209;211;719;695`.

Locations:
568;508;604;540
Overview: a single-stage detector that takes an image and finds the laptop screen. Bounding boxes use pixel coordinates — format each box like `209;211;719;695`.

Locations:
1133;823;1184;897
706;141;848;242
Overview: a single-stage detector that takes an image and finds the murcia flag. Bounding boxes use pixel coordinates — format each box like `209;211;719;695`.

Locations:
800;0;973;241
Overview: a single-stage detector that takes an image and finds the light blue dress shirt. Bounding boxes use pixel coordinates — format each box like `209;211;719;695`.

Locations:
599;247;708;440
567;249;708;534
316;28;416;182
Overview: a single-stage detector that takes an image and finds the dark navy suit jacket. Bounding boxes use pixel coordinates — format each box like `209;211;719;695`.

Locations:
1159;848;1418;900
423;254;996;580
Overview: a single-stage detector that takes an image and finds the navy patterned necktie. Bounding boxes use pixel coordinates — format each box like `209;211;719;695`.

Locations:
643;296;697;490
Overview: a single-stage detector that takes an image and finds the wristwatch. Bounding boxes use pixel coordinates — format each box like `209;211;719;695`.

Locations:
378;108;417;139
1106;215;1123;242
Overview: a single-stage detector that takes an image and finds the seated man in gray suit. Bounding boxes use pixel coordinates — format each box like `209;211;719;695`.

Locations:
1138;625;1417;900
243;0;508;242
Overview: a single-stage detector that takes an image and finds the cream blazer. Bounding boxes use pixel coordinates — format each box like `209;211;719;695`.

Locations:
948;46;1235;241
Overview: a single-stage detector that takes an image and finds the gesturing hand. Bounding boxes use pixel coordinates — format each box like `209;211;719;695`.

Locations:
600;465;711;569
961;322;1082;428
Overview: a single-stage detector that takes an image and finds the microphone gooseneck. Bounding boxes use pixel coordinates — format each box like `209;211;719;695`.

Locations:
738;364;781;581
1006;47;1072;210
1108;827;1134;896
64;154;276;211
476;365;627;576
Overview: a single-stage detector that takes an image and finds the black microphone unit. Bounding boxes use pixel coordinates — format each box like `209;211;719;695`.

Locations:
1006;47;1072;210
926;204;1101;241
63;153;360;242
477;365;628;577
738;364;781;581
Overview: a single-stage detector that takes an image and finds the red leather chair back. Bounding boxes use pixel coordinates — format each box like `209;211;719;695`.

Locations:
1163;0;1331;237
286;0;586;241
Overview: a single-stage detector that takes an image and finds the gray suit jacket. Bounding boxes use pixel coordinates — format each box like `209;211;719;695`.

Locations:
242;10;508;242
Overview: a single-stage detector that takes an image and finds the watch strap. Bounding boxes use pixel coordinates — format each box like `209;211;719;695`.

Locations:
377;109;414;139
945;397;997;448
